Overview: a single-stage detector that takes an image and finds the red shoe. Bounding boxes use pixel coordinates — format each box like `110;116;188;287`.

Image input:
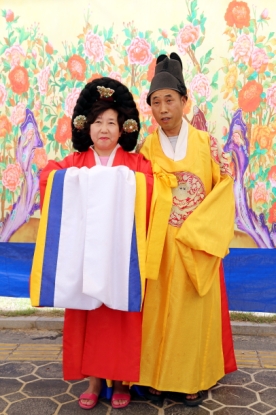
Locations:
111;393;131;409
78;393;98;410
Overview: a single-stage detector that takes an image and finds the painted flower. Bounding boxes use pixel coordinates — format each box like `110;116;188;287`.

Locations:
268;166;276;187
1;162;22;192
32;48;37;59
0;115;12;137
147;58;157;82
268;202;276;224
109;71;122;82
87;73;102;83
148;117;158;134
37;66;50;96
32;148;48;170
233;34;253;64
176;24;200;54
5;9;14;22
55;115;72;144
127;37;152;66
139;90;151;116
67;54;86;81
224;66;238;93
8;66;29;94
252;182;269;205
224;0;250;28
0;84;7;107
266;84;276;111
5;44;26;68
261;8;269;20
34;100;41;110
190;74;210;101
183;90;193;115
250;48;269;73
84;31;104;62
252;125;273;150
11;102;26;126
65;88;81;117
238;80;263;113
45;42;54;55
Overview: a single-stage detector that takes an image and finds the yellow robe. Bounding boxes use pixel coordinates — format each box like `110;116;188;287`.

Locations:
139;125;235;394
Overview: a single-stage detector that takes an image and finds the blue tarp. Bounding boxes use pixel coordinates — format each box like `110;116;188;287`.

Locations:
0;243;275;313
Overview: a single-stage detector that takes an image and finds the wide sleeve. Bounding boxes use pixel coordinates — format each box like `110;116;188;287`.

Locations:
39;154;74;209
175;136;235;296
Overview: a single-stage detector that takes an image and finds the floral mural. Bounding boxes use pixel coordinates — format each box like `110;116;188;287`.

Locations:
0;0;275;247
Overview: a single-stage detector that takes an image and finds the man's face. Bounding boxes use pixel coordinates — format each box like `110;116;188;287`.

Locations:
150;89;186;137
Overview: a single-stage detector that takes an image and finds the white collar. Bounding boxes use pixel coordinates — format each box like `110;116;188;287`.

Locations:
90;144;120;166
158;118;188;161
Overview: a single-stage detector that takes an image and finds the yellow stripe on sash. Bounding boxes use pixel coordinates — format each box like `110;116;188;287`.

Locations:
30;170;56;306
134;172;147;303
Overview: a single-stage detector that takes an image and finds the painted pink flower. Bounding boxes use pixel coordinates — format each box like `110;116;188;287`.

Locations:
0;84;7;107
127;37;152;65
32;48;37;59
37;66;50;96
32;148;48;170
2;162;22;192
261;8;269;19
11;102;26;126
252;182;269;205
84;31;104;62
139;90;151;116
250;48;269;72
65;88;81;117
189;74;210;101
5;44;26;68
176;24;200;54
233;34;253;64
109;71;122;82
266;84;276;110
5;9;14;22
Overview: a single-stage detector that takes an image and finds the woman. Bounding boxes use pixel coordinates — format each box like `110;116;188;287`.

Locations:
40;77;153;410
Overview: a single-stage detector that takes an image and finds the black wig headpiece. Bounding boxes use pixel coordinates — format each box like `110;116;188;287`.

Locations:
71;77;140;152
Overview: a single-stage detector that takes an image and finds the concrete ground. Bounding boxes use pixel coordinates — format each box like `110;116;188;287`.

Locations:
0;319;275;414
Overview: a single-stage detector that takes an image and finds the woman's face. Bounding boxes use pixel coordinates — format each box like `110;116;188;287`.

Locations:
90;108;121;156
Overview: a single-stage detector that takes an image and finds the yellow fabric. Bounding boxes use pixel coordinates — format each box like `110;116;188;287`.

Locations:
30;170;55;306
134;172;147;301
145;163;177;280
138;126;235;393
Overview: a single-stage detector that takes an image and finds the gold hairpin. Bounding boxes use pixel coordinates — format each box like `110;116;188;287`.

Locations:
97;86;115;99
73;115;87;130
123;119;138;133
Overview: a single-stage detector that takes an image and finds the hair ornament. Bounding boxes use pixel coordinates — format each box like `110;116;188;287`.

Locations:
123;119;138;133
97;85;115;100
73;115;87;130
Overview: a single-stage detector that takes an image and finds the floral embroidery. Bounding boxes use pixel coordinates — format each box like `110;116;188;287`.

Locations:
210;136;233;177
169;172;205;228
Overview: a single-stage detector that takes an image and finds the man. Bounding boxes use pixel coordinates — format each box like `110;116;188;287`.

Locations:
137;53;237;406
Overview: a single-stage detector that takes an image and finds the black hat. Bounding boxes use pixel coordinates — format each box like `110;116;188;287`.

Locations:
71;77;140;152
147;53;187;105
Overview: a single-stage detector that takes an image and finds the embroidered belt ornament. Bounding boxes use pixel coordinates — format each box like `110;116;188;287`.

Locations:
73;115;87;130
123;119;138;133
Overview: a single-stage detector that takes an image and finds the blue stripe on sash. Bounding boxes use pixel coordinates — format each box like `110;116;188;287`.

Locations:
40;169;66;306
128;218;141;311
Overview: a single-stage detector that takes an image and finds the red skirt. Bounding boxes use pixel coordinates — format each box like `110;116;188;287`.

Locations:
63;305;142;382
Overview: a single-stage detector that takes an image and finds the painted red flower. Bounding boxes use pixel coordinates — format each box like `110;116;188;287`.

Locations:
225;0;251;29
6;9;14;22
32;148;48;170
268;202;276;224
55;115;72;144
147;58;156;82
45;42;54;55
67;54;86;81
0;115;12;137
238;80;263;112
8;66;29;94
